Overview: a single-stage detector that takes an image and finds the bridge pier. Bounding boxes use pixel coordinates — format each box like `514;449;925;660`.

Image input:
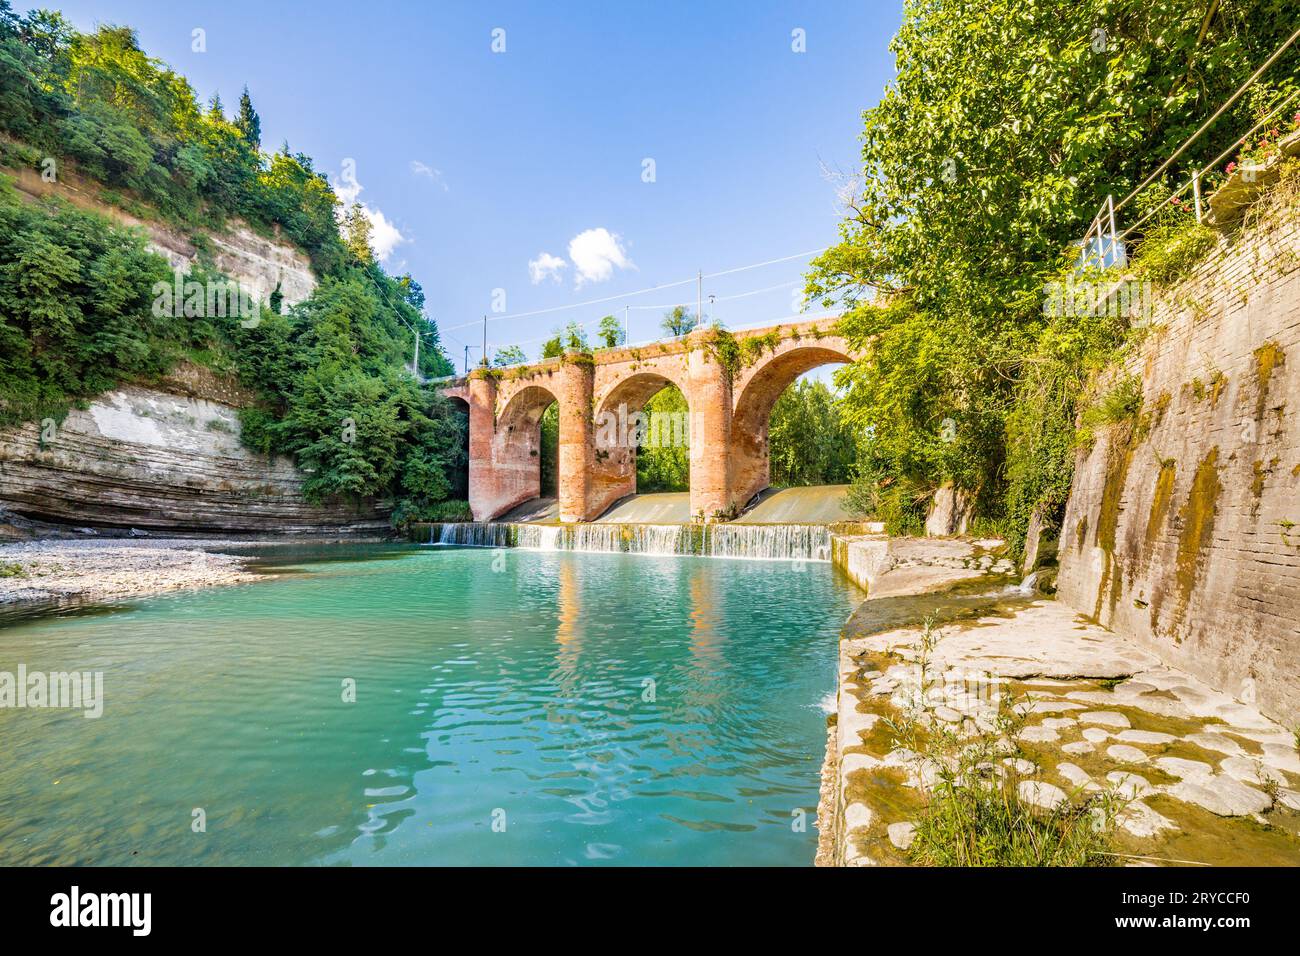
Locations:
555;355;595;523
687;331;736;520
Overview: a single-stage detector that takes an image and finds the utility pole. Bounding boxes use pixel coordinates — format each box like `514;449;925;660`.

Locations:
481;315;488;367
697;270;702;330
412;317;421;376
623;305;629;346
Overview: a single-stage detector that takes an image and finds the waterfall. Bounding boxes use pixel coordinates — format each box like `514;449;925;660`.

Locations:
430;523;515;547
422;522;831;562
707;524;831;562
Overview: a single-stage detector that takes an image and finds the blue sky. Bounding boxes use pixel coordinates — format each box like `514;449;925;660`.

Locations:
54;0;901;368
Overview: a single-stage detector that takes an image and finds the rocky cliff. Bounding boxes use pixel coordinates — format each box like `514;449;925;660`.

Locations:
1057;186;1300;726
0;364;389;535
0;155;384;535
2;159;316;308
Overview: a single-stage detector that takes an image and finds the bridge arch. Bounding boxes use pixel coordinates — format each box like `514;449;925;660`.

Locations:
589;368;692;517
486;383;558;519
444;394;471;500
594;368;690;418
729;338;855;508
444;316;857;522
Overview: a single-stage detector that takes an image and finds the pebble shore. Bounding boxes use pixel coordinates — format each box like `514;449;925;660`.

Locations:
0;540;259;604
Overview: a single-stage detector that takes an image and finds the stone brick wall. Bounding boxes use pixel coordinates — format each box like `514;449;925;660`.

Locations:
1057;191;1300;726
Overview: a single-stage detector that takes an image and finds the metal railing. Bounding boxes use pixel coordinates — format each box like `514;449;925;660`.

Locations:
1081;25;1300;271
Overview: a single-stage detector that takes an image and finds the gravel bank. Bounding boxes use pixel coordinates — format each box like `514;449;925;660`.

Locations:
0;540;259;604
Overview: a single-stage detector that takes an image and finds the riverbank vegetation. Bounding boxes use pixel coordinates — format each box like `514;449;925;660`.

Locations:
0;4;465;523
814;0;1300;554
889;619;1122;865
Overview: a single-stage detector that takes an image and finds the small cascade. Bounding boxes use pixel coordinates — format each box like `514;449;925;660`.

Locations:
430;522;516;547
707;524;831;562
423;521;832;562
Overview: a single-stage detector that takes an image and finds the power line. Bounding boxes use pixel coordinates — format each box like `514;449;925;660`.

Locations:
488;278;806;351
441;247;827;333
627;280;800;311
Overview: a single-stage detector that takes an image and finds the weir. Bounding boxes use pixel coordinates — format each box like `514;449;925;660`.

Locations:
418;520;857;562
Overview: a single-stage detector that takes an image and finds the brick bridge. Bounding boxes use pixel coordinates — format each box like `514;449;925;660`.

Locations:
439;315;859;522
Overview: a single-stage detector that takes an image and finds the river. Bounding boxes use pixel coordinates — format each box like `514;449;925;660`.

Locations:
0;543;859;866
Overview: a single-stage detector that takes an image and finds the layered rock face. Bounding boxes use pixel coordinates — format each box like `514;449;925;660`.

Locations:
0;366;389;535
1057;194;1300;726
0;158;377;534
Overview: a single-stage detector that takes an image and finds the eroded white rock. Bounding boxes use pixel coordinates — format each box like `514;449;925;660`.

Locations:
1118;800;1177;838
1081;711;1132;729
1115;729;1176;745
1018;780;1068;811
1055;762;1096;790
887;821;916;850
1019;725;1061;743
1106;771;1155;800
1169;778;1271;817
1106;744;1149;764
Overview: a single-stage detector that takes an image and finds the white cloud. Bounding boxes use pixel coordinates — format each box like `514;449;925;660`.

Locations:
334;168;362;207
568;228;633;288
410;159;449;191
331;162;406;262
363;206;406;262
528;252;567;285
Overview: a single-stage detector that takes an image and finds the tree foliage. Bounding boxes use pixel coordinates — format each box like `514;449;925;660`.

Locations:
768;378;862;487
0;4;462;522
0;182;170;426
660;305;697;338
0;7;348;271
635;385;690;492
811;0;1300;549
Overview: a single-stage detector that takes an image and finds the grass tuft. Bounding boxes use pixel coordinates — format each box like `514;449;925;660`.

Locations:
887;618;1123;866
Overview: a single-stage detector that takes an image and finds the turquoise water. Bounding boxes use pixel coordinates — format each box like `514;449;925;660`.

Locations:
0;545;858;866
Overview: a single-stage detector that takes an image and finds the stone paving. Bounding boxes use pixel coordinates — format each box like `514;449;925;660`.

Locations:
821;554;1300;867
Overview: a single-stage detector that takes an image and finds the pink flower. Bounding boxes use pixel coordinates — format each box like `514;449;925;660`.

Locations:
1226;161;1237;174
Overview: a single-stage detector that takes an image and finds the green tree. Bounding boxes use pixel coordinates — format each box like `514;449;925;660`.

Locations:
342;203;373;263
808;0;1300;548
539;402;559;496
563;320;588;351
768;378;861;486
660;305;696;338
494;345;527;366
597;314;623;348
636;385;690;492
0;185;170;427
235;85;260;148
